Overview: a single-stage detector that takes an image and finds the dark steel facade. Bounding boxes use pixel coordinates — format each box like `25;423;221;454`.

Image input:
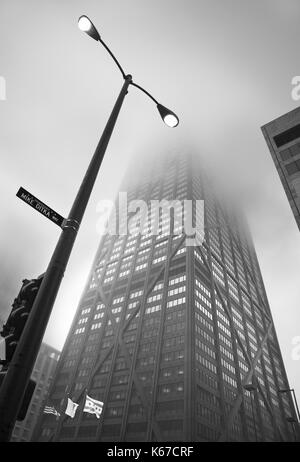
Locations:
35;153;297;441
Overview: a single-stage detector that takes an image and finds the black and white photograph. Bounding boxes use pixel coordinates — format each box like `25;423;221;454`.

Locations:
0;0;300;449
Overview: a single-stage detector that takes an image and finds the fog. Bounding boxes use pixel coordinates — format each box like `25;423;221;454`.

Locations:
1;0;300;401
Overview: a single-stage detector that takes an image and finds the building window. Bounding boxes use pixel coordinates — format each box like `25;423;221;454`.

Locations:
273;124;300;147
75;327;85;335
285;160;300;175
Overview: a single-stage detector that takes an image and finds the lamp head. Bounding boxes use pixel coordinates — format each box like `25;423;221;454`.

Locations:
157;103;179;128
244;384;256;392
78;15;101;41
244;375;258;392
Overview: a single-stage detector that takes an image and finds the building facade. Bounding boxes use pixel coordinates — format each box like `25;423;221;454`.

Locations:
261;106;300;231
36;153;297;442
11;343;60;442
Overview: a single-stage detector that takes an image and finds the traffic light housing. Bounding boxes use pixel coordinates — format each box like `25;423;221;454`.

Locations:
0;274;44;370
0;275;43;422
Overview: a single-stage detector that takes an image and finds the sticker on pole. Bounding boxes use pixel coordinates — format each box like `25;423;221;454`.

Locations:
16;187;65;228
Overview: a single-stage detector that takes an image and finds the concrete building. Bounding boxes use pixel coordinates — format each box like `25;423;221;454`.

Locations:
11;343;60;442
261;107;300;231
35;153;297;441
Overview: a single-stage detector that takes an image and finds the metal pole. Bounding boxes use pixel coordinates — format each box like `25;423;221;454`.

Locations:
291;422;296;442
291;389;300;441
250;393;258;442
291;389;300;423
0;75;132;442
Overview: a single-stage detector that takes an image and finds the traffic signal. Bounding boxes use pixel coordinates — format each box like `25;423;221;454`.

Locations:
0;274;43;422
0;274;44;370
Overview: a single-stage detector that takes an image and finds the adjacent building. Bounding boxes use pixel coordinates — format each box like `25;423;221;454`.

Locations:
261;106;300;231
35;152;297;442
11;343;60;442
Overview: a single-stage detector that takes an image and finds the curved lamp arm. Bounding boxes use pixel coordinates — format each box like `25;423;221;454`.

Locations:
99;38;126;80
78;15;179;127
130;81;159;105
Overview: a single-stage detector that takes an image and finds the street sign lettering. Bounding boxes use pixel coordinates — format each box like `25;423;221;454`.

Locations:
16;187;65;228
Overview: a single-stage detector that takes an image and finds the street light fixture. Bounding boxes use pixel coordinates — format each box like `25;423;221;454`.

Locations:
78;15;179;128
286;417;298;441
278;388;300;441
157;104;179;127
244;384;257;393
286;416;297;423
0;15;179;442
278;388;300;423
78;15;100;41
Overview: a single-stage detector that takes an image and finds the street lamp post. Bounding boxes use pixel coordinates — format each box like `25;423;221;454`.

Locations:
278;388;300;423
0;15;179;442
286;417;297;441
278;388;300;441
244;382;258;442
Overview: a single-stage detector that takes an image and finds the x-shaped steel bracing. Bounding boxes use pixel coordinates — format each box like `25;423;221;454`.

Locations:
51;233;186;441
196;232;283;441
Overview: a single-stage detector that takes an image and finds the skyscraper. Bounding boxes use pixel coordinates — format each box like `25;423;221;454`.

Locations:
35;153;297;442
261;106;300;231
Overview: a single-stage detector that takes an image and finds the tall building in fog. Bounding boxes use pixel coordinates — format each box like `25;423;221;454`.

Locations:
262;106;300;231
11;343;60;442
36;153;297;442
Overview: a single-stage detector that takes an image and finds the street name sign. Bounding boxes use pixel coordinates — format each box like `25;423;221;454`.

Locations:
16;187;65;228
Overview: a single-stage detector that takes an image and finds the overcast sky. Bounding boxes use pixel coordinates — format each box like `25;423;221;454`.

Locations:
1;0;300;403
